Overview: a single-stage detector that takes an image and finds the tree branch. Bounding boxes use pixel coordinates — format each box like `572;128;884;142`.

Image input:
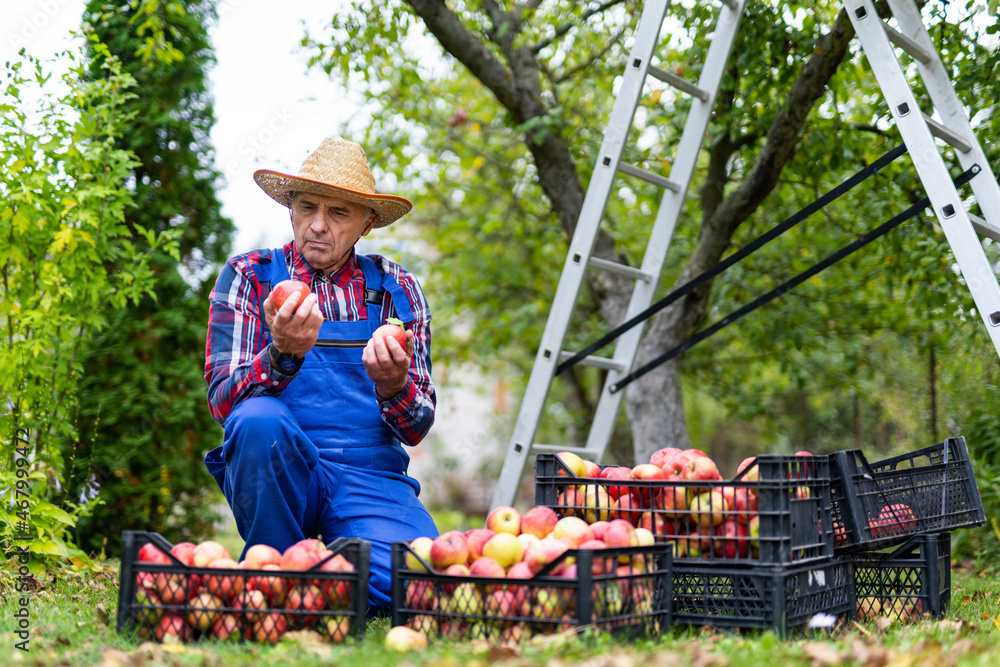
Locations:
555;26;627;84
531;0;629;54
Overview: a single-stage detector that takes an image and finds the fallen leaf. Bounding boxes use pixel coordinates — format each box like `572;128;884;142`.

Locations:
803;641;846;665
488;645;520;662
874;617;893;634
97;648;128;667
160;643;187;654
96;603;110;625
851;621;872;639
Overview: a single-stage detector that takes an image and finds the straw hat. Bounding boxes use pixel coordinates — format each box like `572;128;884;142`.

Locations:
253;138;412;228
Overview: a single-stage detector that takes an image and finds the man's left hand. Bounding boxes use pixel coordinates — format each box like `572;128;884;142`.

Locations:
364;329;414;399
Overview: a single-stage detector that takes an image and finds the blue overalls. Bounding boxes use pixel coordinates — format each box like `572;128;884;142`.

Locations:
204;250;439;612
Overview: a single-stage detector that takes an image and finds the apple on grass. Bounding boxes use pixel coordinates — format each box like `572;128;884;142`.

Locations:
486;506;522;536
385;625;429;651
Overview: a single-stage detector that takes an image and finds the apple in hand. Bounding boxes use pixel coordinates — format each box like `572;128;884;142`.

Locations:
270;279;311;309
374;317;408;348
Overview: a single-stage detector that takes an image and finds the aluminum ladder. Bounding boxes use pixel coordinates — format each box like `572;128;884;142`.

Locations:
491;0;748;509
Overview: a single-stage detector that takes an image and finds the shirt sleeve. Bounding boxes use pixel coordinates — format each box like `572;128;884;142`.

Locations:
204;257;296;425
377;266;436;446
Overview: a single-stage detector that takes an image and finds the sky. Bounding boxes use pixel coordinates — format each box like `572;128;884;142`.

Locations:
1;0;362;254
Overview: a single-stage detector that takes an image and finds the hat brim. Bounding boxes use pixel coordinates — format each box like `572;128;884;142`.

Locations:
253;170;412;228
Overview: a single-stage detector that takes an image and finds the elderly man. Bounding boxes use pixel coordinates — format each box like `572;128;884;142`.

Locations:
203;137;439;611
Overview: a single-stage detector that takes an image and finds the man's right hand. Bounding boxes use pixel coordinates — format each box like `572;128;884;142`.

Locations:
263;290;323;358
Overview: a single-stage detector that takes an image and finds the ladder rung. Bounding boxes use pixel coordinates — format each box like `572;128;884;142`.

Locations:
618;162;682;192
647;65;710;102
969;213;1000;244
922;114;972;153
531;444;597;456
884;24;931;64
558;351;627;372
588;257;654;282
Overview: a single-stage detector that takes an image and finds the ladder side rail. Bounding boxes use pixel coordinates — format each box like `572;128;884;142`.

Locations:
491;0;671;510
886;0;1000;231
847;0;1000;352
583;0;749;459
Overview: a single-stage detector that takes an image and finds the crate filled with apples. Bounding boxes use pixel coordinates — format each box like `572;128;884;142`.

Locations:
829;437;985;553
535;448;835;566
116;531;369;644
390;505;672;643
853;532;951;623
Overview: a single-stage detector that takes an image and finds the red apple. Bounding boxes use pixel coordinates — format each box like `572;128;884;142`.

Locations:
270;279;311;310
609;494;644;525
285;583;327;628
233;589;267;623
139;542;171;564
599;466;633;500
735;456;759;482
521;506;559;539
517;532;541;555
406;579;437;611
713;520;750;558
430;531;470;570
374;317;407;348
248;612;286;644
656;485;688;518
384;625;429;651
525;537;569;575
465;528;496;561
250;564;289;606
689;490;729;532
169;542;197;566
192;541;231;568
661;451;696;480
629;464;666;506
205;557;244;601
242;544;282;570
582;460;603;478
682;456;723;488
878;503;916;534
487;505;522;536
317;553;354;606
468;556;507;578
590;520;611;541
154;614;190;642
279;539;325;571
603;519;639;549
650;447;682;468
210;613;241;641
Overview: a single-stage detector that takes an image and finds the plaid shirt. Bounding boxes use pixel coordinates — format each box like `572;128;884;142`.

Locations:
205;241;435;446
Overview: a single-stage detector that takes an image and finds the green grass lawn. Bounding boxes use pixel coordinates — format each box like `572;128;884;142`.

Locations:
1;558;998;666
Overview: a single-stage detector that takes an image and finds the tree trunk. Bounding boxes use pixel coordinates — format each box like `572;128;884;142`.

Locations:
405;1;856;463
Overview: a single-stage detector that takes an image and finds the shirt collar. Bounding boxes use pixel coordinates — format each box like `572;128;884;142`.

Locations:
288;241;357;288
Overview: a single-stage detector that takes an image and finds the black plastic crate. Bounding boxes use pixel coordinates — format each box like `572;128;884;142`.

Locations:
390;541;672;642
672;557;856;637
535;453;834;566
116;531;369;644
830;437;985;553
853;532;951;622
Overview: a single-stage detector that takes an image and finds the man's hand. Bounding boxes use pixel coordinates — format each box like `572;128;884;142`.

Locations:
263;290;323;358
364;328;414;399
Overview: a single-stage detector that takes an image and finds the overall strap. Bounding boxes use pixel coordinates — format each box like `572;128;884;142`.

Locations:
357;254;415;325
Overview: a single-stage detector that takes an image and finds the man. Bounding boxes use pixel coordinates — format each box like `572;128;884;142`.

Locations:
203;137;439;612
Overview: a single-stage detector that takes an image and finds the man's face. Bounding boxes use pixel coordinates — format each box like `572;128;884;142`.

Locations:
290;193;376;273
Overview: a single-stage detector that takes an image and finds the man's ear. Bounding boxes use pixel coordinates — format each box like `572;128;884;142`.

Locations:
361;210;377;237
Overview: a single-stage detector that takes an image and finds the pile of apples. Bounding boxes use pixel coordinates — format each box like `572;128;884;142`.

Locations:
135;538;355;644
399;505;664;643
549;447;820;560
867;503;917;540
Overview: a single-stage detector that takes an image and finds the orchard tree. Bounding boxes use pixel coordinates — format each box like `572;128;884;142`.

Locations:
63;0;234;553
307;0;1000;465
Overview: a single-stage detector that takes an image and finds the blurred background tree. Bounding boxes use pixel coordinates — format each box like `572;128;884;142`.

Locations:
61;0;234;555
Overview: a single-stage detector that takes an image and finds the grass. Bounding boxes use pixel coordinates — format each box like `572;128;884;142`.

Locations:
1;559;998;666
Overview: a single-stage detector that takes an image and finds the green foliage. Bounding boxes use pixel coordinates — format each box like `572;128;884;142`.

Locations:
0;50;178;569
62;0;234;555
306;1;1000;466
